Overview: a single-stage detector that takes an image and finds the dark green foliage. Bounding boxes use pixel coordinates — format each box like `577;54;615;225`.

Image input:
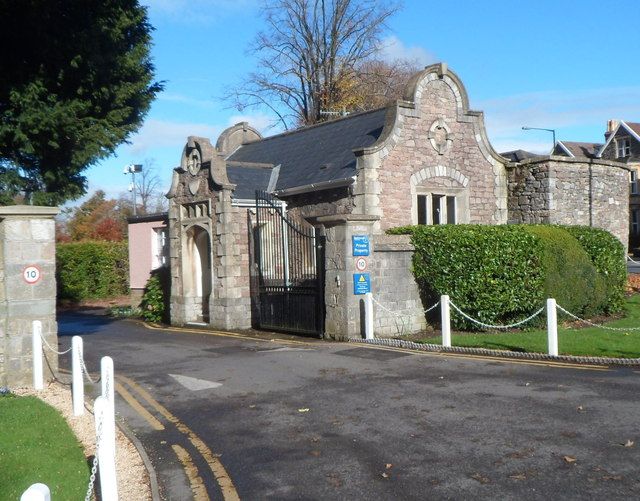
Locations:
392;224;624;330
561;225;626;312
56;241;128;301
0;0;163;205
523;225;607;317
140;267;171;323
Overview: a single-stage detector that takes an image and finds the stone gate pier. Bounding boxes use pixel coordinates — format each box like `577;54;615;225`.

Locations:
0;206;59;388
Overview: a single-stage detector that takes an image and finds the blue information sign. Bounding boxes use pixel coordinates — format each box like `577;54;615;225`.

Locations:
352;235;370;256
353;273;371;295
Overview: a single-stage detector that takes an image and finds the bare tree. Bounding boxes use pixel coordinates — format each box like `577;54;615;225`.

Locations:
227;0;400;128
134;159;167;215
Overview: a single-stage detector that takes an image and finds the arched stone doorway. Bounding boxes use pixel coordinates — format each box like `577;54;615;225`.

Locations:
182;225;212;323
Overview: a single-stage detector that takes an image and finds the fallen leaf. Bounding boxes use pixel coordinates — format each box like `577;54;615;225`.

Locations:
623;440;635;448
471;473;490;484
385;463;393;470
602;475;622;481
509;473;526;480
298;408;310;413
563;455;577;464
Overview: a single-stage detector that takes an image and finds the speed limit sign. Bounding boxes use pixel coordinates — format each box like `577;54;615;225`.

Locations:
22;265;41;284
355;257;368;271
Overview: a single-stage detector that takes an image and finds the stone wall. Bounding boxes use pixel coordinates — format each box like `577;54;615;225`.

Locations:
508;157;629;247
0;206;59;388
352;65;508;233
284;187;354;221
369;235;427;336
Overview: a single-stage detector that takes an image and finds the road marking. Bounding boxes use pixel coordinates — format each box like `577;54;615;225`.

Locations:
118;375;240;501
257;347;315;353
169;374;223;391
143;322;317;346
171;444;210;501
115;381;165;430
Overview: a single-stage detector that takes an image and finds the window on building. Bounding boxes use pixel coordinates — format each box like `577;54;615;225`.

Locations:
617;138;631;158
152;227;169;269
631;170;639;195
417;194;456;225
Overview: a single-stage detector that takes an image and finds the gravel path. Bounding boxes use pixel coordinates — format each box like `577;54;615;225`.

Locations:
15;382;152;500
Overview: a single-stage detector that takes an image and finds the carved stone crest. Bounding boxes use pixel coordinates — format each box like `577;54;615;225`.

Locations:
186;146;201;176
428;118;454;155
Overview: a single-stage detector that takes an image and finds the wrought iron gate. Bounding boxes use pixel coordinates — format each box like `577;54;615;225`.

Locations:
253;191;325;337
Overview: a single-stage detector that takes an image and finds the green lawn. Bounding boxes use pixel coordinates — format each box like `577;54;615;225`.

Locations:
0;393;88;499
417;294;640;358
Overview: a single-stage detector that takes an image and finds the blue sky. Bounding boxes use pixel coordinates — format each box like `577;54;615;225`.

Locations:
89;0;640;201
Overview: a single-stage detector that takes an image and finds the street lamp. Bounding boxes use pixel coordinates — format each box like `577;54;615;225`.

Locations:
123;164;142;216
522;126;556;152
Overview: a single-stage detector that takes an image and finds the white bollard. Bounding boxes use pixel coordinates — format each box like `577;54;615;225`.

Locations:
72;336;84;416
364;293;374;340
441;295;451;348
547;298;558;356
94;396;118;501
101;356;116;451
20;483;51;501
32;320;43;391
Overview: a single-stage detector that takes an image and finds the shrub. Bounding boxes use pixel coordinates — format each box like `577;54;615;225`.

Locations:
390;224;620;329
140;267;171;324
56;241;128;301
561;225;626;313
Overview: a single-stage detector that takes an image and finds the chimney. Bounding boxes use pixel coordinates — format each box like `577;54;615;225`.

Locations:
607;119;620;132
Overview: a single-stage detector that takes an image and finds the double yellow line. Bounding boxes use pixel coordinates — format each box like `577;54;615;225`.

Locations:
116;374;240;501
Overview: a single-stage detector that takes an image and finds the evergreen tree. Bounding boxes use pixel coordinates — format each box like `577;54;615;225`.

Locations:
0;0;163;205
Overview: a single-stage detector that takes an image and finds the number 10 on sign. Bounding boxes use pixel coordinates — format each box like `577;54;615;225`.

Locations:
23;265;41;284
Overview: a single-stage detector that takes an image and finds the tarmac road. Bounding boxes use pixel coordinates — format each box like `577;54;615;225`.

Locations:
58;311;640;500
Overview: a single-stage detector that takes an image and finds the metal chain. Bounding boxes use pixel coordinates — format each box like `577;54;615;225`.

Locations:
627;255;640;265
448;300;546;330
556;304;640;331
39;333;72;355
85;413;103;501
371;294;440;317
80;355;99;384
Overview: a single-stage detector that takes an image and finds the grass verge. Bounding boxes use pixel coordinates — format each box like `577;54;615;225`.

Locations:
416;294;640;358
0;393;88;499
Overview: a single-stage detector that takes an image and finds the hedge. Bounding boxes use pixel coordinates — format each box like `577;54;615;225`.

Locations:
388;224;625;329
561;225;626;313
56;241;129;301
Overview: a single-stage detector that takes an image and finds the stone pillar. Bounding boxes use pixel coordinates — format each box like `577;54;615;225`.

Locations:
0;206;59;388
317;214;379;340
210;188;251;330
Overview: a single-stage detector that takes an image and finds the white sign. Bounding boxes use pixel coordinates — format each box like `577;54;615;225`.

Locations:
355;257;368;272
23;265;41;284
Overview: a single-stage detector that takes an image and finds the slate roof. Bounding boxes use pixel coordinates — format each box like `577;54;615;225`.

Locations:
627;122;640;137
227;165;273;199
557;141;602;158
500;149;544;162
226;107;388;193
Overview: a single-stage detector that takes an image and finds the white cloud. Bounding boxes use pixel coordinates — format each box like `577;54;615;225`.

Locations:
476;86;640;153
379;35;436;66
127;119;222;154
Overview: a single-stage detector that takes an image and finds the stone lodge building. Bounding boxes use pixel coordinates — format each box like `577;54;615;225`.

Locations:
131;63;629;339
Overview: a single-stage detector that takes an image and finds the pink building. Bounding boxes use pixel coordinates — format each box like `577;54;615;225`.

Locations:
127;213;168;300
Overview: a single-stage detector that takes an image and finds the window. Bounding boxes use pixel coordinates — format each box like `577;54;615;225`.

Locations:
631;170;638;195
417;194;456;225
617;138;631;158
152;227;169;268
632;210;640;235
